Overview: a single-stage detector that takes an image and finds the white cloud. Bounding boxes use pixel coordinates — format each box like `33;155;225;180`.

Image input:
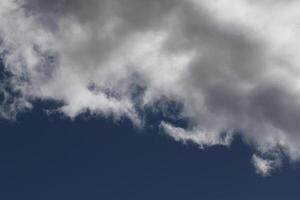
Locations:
161;122;233;148
1;0;300;174
251;154;280;176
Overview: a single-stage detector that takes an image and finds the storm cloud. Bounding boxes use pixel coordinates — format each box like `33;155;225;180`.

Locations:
1;0;300;175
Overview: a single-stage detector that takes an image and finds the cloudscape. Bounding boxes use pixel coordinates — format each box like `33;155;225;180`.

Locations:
1;0;300;177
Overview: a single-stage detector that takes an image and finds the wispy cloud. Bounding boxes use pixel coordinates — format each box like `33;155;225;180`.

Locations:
252;154;281;176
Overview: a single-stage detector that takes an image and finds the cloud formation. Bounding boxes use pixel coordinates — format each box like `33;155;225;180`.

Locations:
1;0;300;174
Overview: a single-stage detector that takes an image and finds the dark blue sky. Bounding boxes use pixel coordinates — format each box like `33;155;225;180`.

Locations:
0;103;300;200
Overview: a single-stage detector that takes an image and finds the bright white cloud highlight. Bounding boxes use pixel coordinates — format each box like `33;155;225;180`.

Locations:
252;154;279;176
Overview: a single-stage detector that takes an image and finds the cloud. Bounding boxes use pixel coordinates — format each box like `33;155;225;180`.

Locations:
251;154;281;176
161;122;233;148
1;0;300;174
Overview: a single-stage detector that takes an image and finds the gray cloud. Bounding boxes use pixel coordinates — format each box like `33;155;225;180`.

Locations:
1;0;300;174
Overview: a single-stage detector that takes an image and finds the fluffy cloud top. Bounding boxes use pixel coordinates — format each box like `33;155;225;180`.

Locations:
1;0;300;174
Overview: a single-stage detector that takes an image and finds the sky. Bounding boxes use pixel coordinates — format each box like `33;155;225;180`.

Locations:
1;0;300;198
1;102;300;200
